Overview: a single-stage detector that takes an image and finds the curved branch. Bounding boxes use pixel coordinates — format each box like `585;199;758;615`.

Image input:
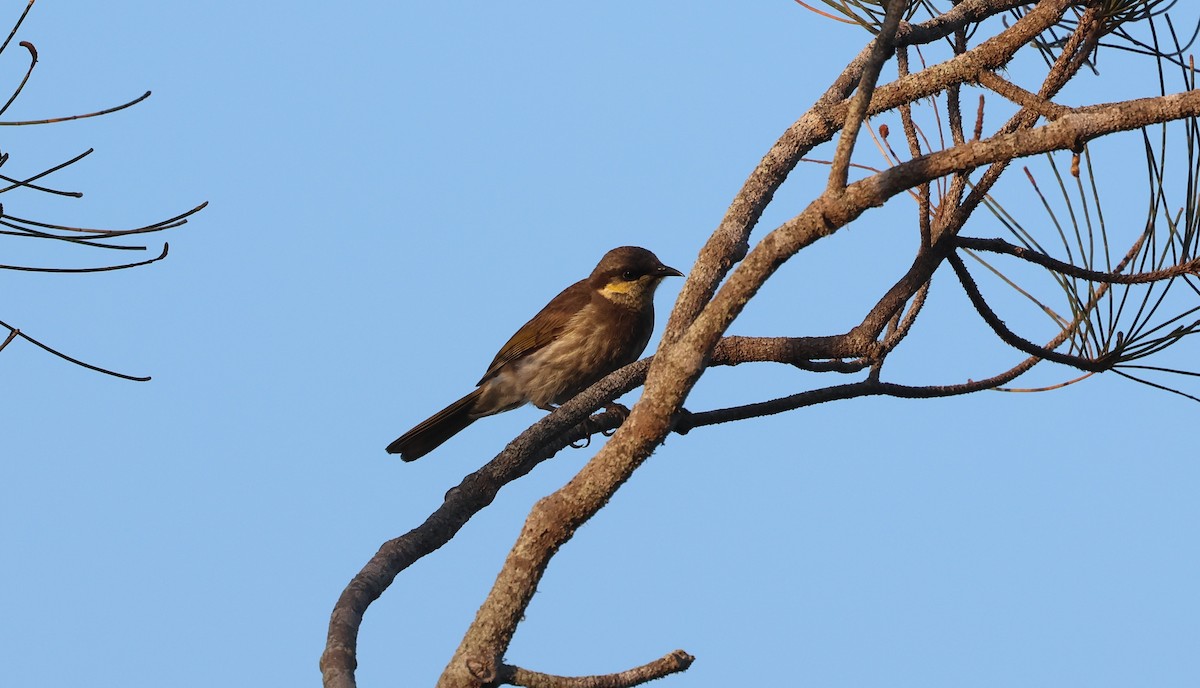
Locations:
0;242;169;272
948;252;1117;372
956;236;1200;283
0;40;37;118
0;318;151;381
1;200;208;243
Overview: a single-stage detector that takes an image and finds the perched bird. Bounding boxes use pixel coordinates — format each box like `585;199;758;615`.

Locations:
387;246;683;461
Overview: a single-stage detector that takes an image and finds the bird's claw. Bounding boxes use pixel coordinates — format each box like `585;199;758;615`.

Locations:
567;404;631;449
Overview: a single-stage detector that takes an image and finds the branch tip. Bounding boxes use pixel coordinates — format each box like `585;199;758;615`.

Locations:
498;649;695;688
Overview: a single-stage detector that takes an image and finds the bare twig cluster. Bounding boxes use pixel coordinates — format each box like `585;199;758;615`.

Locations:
0;0;205;380
323;2;1200;686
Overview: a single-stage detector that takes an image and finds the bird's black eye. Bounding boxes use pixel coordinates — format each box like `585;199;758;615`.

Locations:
621;270;638;281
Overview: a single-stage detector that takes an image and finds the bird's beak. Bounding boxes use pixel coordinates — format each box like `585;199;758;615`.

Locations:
656;264;684;278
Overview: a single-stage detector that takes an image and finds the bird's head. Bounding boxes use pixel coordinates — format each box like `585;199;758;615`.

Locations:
589;246;684;305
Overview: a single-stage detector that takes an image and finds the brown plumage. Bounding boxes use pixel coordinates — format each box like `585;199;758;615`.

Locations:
387;246;683;461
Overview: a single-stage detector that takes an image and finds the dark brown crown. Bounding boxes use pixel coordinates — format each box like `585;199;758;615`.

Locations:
588;246;682;286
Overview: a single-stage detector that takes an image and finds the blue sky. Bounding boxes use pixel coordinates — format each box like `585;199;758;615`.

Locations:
3;2;1198;687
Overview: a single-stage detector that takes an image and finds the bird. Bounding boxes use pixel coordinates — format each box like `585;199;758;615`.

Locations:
387;245;683;461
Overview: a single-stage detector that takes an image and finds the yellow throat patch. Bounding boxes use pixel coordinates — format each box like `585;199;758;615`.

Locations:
599;276;657;302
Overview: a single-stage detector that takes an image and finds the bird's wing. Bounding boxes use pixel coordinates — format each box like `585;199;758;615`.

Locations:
477;280;591;384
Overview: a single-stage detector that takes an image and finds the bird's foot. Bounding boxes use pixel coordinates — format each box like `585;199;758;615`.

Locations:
599;403;629;437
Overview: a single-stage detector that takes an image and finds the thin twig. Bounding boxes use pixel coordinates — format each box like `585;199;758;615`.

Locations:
0;319;151;381
0;90;151;126
0;148;92;194
496;650;695;688
828;0;906;192
0;40;37;118
0;242;169;272
956;235;1200;283
0;0;34;58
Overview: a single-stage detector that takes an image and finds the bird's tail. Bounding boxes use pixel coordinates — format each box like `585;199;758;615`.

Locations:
386;388;483;461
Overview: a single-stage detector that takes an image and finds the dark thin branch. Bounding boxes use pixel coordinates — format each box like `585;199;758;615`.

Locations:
0;40;37;118
0;90;151;126
0;148;92;194
0;221;146;250
676;344;1053;434
2;200;208;240
679;277;1136;433
0;170;81;197
956;235;1200;283
1112;369;1200;402
0;242;168;272
496;650;695;688
948;252;1117;372
0;2;205;388
0;0;34;58
0;318;151;381
1117;362;1200;378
